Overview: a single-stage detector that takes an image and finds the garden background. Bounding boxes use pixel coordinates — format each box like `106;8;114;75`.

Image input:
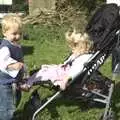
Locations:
1;0;120;120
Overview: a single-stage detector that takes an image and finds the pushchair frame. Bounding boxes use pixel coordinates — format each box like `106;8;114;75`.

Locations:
29;3;120;120
32;30;119;120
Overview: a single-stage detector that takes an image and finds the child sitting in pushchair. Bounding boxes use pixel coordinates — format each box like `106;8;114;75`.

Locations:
23;29;94;91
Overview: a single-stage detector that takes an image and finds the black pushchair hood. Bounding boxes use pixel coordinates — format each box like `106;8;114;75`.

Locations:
86;3;120;51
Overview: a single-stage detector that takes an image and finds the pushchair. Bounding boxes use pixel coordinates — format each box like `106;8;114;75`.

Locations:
27;3;120;120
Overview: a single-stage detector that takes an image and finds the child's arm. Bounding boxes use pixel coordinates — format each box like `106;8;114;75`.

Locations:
0;47;16;69
0;47;24;77
0;47;24;70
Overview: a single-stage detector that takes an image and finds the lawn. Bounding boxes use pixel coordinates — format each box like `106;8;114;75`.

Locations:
11;24;120;120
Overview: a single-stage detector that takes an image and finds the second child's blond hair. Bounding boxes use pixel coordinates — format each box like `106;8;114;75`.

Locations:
65;30;93;54
1;14;22;34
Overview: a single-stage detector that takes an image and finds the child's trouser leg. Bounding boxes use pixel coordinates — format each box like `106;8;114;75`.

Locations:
0;84;16;120
12;83;22;107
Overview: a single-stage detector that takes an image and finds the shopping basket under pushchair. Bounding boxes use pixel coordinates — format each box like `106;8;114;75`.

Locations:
28;3;120;120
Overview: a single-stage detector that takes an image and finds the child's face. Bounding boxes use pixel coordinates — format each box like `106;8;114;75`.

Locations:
70;42;80;53
71;42;84;54
3;27;21;43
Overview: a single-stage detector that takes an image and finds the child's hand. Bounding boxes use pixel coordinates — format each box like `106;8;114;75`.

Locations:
13;62;24;70
7;62;24;70
19;83;31;92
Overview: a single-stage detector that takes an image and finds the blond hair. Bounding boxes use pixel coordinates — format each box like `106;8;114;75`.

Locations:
65;29;93;54
1;14;22;34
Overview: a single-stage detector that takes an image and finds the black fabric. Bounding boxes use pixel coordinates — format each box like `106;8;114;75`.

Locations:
86;3;120;51
13;90;41;120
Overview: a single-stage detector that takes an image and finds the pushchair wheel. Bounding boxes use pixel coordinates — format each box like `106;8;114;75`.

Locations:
99;110;115;120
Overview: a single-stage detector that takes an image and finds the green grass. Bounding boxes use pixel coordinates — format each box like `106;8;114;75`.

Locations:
22;24;69;71
13;24;120;120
